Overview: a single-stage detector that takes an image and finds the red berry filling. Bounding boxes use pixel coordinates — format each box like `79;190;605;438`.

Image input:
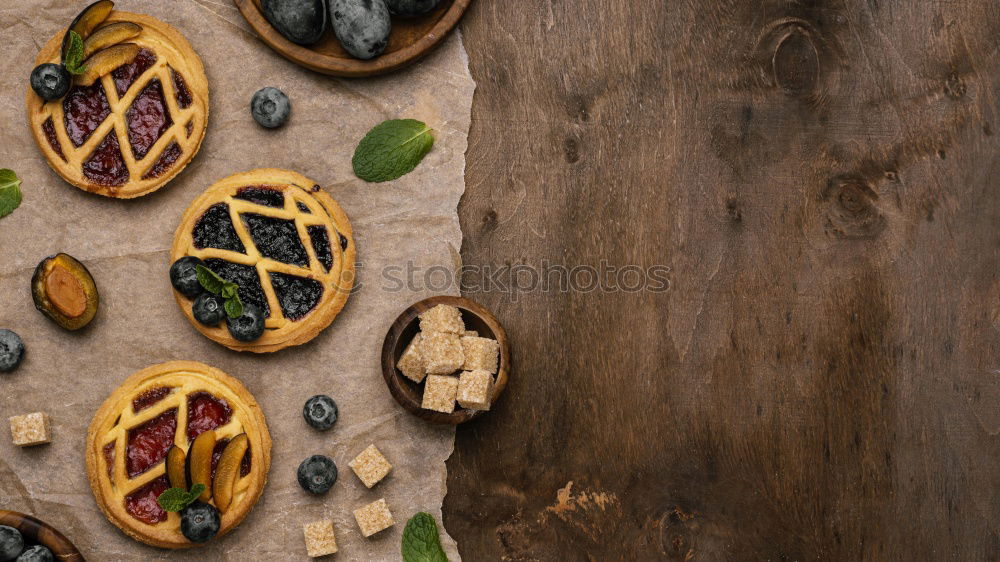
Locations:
125;475;170;525
42;117;64;160
132;386;172;412
82;132;129;187
171;67;193;109
112;48;158;98
63;83;110;147
126;79;172;160
142;141;182;180
126;408;177;478
103;442;116;481
186;392;232;441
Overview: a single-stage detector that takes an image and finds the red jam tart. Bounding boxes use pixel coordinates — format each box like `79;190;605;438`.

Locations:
86;361;271;548
26;11;208;198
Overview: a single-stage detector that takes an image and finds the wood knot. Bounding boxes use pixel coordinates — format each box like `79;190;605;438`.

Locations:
772;28;820;96
658;507;697;560
821;177;886;240
563;137;581;164
725;198;743;224
944;73;966;100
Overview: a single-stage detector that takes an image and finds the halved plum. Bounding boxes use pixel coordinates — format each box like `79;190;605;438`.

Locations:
31;253;99;331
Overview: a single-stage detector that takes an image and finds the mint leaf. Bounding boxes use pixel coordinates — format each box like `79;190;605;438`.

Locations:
401;512;448;562
220;284;238;300
64;31;87;75
196;264;227;295
353;119;434;183
0;169;23;219
156;483;205;512
224;293;243;319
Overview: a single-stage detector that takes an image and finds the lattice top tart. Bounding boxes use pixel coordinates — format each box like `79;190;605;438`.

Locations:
27;9;208;198
85;361;271;548
170;169;356;353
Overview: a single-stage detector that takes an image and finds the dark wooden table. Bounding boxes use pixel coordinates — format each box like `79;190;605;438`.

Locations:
445;1;1000;559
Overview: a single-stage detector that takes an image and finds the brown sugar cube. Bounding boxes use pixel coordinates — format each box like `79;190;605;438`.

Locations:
418;304;465;334
303;519;338;557
463;330;478;337
396;333;426;383
353;498;395;537
422;332;464;375
457;370;495;411
461;336;500;373
422;375;459;413
9;412;50;447
349;444;392;488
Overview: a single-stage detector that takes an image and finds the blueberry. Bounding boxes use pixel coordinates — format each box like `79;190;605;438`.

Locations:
179;501;221;543
170;256;205;299
297;454;337;494
15;545;52;562
30;64;71;101
193;293;226;326
262;0;327;45
0;330;24;374
251;87;291;129
303;395;338;430
385;0;441;17
226;302;265;342
329;0;391;60
0;525;23;562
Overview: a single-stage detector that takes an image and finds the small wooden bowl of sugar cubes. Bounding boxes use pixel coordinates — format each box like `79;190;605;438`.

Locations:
381;296;509;424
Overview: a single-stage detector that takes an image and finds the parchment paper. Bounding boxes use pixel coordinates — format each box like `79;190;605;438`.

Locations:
0;1;473;559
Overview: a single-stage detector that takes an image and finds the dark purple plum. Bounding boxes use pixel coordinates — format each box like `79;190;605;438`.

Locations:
329;0;391;60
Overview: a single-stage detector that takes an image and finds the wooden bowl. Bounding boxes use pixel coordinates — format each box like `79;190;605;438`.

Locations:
381;296;509;424
0;510;84;561
234;0;472;77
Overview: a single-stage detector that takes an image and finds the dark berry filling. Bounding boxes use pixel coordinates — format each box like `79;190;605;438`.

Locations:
242;213;309;266
185;120;194;138
42;117;65;160
204;259;269;317
193;204;245;253
83;132;129;186
234;186;285;208
63;83;110;147
339;233;348;250
132;386;172;412
296;202;310;213
170;67;193;109
126;79;172;160
112;48;158;98
142;141;182;180
269;272;323;321
186;392;233;441
103;442;116;480
126;408;177;478
307;225;333;271
125;475;170;525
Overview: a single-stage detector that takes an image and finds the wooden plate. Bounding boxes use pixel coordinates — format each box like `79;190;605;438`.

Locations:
0;510;84;561
381;296;510;424
234;0;472;77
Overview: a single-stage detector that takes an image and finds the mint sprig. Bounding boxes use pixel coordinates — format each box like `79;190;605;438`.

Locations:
64;31;87;76
352;119;434;183
0;169;23;219
196;264;243;318
401;512;448;562
157;483;206;512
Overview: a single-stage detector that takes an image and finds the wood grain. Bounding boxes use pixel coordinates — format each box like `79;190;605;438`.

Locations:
447;0;1000;559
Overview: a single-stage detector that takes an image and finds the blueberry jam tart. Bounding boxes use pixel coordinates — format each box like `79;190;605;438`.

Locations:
86;361;271;548
170;169;356;353
26;2;208;198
